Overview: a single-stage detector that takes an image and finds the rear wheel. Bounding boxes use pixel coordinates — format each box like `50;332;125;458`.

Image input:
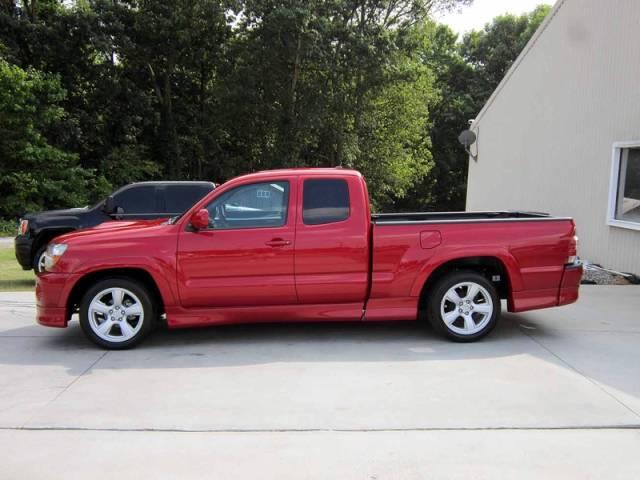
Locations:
79;277;155;349
426;271;499;342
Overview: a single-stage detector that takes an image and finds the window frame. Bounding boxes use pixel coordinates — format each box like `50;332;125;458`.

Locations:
302;177;351;226
202;180;290;231
608;141;640;231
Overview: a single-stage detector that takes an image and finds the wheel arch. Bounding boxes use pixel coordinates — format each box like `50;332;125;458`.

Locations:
416;256;514;311
67;268;166;321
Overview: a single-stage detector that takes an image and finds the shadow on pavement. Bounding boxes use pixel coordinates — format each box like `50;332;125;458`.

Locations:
1;312;558;369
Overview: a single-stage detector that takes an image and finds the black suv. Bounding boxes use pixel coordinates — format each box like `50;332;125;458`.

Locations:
15;181;215;272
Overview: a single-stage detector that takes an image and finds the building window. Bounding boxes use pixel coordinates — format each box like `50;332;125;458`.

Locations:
608;143;640;230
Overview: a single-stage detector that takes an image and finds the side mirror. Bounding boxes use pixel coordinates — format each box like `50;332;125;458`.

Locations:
190;209;210;230
104;196;116;214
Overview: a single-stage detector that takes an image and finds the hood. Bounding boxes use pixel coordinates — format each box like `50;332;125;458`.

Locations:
54;218;169;244
92;219;162;230
24;207;88;223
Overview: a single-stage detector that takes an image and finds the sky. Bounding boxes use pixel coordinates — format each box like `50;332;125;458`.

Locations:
437;0;555;34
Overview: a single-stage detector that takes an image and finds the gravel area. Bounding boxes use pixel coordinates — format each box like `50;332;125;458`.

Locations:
0;237;13;248
582;262;638;285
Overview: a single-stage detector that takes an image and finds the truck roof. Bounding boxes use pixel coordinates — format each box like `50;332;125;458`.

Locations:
231;167;363;183
127;181;216;187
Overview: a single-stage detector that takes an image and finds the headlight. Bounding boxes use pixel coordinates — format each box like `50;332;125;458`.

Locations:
44;243;68;271
18;219;28;235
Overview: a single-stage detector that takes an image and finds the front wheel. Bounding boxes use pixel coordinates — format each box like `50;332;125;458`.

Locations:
426;271;500;342
33;246;47;274
79;277;155;349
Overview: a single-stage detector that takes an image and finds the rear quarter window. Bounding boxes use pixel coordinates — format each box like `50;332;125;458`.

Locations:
303;179;350;225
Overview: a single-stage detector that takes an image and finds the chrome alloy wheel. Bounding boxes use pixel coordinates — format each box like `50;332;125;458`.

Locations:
36;251;47;273
439;281;494;336
88;287;144;342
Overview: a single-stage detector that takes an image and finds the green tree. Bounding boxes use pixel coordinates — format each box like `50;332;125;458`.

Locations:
0;0;157;186
111;0;230;178
0;0;474;215
398;5;551;212
0;57;106;217
221;0;458;207
461;4;551;107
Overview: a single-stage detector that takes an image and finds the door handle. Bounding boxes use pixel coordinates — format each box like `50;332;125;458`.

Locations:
265;238;291;247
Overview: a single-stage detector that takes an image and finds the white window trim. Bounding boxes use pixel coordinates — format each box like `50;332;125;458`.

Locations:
608;141;640;231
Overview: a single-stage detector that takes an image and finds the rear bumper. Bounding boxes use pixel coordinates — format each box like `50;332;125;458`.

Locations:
14;235;34;270
35;272;79;328
557;262;583;306
509;262;583;312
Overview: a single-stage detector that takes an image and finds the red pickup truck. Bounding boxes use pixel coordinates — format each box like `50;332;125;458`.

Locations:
36;168;582;349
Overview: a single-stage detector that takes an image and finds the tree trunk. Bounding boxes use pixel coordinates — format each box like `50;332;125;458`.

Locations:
22;0;37;22
162;72;181;178
281;29;303;167
197;60;206;179
148;63;180;178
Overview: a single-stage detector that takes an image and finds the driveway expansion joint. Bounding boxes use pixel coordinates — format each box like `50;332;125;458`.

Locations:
20;351;109;428
3;425;640;434
518;325;640;421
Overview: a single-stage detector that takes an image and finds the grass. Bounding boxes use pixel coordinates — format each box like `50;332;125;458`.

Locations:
0;219;18;237
0;246;35;291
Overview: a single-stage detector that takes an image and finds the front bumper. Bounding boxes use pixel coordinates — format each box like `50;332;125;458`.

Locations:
14;235;34;270
558;262;583;306
35;272;79;328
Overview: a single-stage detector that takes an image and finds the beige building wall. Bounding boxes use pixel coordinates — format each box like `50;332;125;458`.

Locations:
466;0;640;274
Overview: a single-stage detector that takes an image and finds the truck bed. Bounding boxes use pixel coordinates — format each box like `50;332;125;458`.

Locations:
368;211;578;320
372;211;569;224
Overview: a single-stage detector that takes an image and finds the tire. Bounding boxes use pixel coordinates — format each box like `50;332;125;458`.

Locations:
426;270;500;342
33;245;47;274
79;277;155;349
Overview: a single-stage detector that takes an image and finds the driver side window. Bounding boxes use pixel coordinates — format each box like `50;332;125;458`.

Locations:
205;181;289;230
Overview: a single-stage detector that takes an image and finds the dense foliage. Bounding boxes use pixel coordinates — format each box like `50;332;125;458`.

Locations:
396;4;551;211
0;0;549;218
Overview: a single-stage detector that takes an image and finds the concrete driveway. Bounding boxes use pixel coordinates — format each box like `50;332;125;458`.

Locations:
1;286;639;478
0;237;14;247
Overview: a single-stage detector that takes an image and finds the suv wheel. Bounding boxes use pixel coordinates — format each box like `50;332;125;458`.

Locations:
33;246;47;274
79;277;155;349
427;271;500;342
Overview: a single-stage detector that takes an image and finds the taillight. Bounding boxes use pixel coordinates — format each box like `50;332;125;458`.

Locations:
567;230;578;264
18;219;29;235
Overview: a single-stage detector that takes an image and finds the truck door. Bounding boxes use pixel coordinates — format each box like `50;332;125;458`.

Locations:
176;178;297;308
294;175;370;307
